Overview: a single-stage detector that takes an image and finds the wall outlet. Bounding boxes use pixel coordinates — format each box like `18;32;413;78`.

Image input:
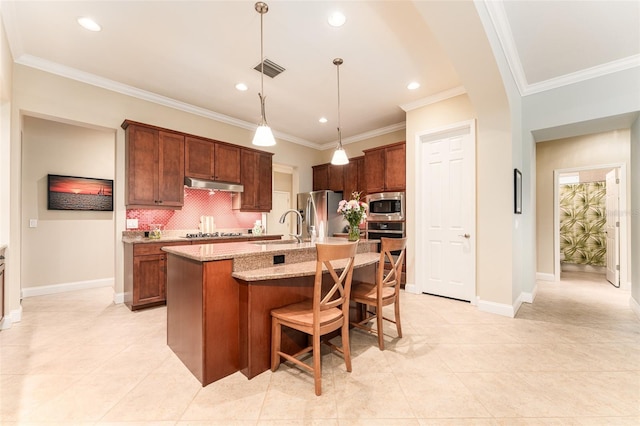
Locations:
126;218;139;229
29;219;38;228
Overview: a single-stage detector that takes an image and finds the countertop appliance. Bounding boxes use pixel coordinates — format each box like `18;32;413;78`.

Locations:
297;190;346;240
366;192;405;222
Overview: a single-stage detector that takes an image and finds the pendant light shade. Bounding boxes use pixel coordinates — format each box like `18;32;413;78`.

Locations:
252;2;276;147
331;58;349;165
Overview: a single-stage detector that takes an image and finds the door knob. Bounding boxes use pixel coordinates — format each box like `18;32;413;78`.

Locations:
458;233;470;239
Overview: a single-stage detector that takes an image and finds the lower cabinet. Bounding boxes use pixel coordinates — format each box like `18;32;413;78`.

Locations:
124;236;282;310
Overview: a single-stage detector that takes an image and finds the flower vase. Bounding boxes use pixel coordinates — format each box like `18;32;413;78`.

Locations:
348;223;360;241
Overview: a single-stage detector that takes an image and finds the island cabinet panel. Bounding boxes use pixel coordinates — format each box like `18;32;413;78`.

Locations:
124;121;185;208
185;136;241;183
167;256;238;386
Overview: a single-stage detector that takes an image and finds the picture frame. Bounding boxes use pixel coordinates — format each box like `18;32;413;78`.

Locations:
514;168;522;214
48;174;114;211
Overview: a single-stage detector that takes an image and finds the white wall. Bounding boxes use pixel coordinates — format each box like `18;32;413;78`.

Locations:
630;117;640;307
21;116;115;290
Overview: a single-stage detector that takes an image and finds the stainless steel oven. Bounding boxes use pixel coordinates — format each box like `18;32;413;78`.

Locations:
366;221;406;284
366;192;405;222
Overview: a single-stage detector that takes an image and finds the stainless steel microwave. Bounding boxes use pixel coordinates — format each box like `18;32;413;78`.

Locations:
366;192;405;221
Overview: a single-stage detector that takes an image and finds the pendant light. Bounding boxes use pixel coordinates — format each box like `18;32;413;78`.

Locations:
331;58;349;165
252;2;276;147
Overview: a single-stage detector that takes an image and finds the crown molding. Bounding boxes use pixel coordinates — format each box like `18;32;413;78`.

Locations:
483;0;528;96
399;86;467;112
522;55;640;96
15;54;323;149
318;122;406;151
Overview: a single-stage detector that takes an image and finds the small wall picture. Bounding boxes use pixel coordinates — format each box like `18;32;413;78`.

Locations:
514;168;522;214
48;174;114;211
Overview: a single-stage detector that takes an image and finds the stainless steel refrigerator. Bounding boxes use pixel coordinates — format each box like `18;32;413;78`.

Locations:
297;190;347;240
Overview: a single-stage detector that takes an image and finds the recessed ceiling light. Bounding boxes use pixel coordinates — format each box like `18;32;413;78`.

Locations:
77;17;101;32
328;12;346;27
235;83;248;91
319;117;328;124
407;82;420;90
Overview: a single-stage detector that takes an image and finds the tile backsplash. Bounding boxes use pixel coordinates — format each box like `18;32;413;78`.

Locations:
126;188;261;231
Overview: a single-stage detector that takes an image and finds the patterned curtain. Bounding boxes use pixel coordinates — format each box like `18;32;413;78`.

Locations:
559;182;607;266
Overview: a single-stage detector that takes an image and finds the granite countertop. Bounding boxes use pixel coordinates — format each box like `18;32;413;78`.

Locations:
122;233;283;244
162;237;379;281
232;251;380;281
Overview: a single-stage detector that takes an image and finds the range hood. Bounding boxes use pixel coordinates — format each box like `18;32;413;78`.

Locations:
184;177;244;193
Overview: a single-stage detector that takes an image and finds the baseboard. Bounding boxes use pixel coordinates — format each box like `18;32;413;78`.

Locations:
404;283;419;294
113;292;124;304
477;298;517;318
0;305;22;329
519;284;537;304
630;296;640;320
536;272;555;282
21;278;114;298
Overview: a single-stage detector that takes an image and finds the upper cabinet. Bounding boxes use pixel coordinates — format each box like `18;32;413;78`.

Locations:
312;163;345;193
343;156;366;199
363;141;406;193
185;136;241;184
124;121;185;208
234;148;273;212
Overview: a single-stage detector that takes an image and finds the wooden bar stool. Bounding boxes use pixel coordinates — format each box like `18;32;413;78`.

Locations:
350;237;407;350
270;242;358;396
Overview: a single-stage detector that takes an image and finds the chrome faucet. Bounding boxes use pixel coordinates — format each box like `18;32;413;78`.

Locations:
279;209;303;243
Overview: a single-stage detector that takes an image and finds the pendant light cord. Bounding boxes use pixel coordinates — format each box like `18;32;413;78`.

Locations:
257;2;267;125
334;58;343;148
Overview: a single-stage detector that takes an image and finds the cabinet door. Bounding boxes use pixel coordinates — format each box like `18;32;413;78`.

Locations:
364;148;385;193
328;164;344;192
127;125;159;206
214;144;241;183
312;164;329;191
240;149;258;209
384;143;406;191
357;157;367;197
133;254;166;307
0;265;4;321
157;131;185;207
185;136;215;179
344;157;365;199
256;152;272;210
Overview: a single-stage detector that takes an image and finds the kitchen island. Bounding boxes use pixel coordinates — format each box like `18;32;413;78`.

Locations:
163;238;379;386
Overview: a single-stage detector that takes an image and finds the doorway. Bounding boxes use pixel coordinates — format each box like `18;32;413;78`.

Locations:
554;164;627;289
415;120;476;301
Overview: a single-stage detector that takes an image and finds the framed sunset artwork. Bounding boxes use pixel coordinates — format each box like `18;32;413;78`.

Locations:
47;174;114;211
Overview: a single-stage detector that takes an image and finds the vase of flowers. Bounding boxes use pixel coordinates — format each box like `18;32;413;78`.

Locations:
337;192;367;241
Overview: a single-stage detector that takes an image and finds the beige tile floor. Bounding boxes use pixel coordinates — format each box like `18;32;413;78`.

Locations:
1;271;639;425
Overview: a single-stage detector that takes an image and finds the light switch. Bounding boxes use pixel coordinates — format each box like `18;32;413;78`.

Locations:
29;219;37;228
126;218;139;229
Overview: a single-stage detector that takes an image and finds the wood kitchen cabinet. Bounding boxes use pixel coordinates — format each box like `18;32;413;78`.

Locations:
312;163;345;193
124;241;186;310
363;141;405;193
234;148;273;212
123;121;185;208
185;136;241;183
343;156;365;199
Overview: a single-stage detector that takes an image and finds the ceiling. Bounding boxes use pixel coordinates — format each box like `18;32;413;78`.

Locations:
1;1;638;149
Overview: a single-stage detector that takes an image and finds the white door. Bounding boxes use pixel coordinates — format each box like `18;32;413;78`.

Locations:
417;122;476;301
268;191;292;239
605;169;620;287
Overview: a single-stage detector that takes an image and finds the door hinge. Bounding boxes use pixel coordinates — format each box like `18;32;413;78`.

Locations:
616;178;620;184
616;221;620;227
616;265;620;271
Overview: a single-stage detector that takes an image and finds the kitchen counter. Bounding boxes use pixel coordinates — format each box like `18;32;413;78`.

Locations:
164;238;379;385
122;233;283;244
